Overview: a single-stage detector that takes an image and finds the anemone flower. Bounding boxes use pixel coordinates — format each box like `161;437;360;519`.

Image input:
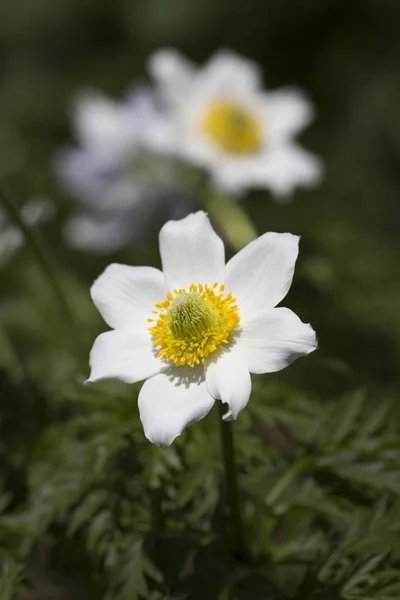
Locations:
148;49;323;198
87;211;317;446
55;87;194;253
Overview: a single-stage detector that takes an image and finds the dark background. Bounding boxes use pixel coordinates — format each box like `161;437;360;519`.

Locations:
1;1;400;598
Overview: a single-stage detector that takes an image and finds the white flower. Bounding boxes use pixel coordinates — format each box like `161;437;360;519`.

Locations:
55;87;193;253
87;211;317;447
148;49;323;198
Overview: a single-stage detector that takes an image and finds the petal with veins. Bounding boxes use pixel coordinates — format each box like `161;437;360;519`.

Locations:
225;231;299;317
206;350;251;420
138;367;215;447
159;211;225;291
87;329;164;384
91;264;166;330
235;307;317;374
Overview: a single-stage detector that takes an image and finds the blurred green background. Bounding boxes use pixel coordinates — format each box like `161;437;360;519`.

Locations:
2;0;400;391
1;1;400;599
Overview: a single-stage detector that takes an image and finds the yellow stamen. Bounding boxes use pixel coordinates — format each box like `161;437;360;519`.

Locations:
202;99;262;154
149;283;240;368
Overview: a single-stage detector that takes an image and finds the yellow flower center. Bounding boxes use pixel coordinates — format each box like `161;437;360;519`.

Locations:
148;283;240;368
202;99;262;154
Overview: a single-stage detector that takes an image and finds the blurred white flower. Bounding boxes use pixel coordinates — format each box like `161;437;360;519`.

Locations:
148;49;323;198
87;211;317;447
55;87;195;254
0;197;53;267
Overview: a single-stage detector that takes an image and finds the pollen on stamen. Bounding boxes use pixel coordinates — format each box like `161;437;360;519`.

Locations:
148;282;240;368
202;99;262;155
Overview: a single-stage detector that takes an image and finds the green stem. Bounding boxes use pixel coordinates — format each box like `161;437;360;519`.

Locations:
204;190;258;251
0;183;83;361
217;402;247;561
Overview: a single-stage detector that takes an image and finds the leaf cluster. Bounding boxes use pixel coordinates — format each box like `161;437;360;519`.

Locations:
0;372;399;599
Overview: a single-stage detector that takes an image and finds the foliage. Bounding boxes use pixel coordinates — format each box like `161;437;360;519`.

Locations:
1;357;400;598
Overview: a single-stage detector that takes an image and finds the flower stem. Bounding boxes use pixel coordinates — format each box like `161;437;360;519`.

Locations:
217;402;247;561
204;189;258;251
0;183;83;362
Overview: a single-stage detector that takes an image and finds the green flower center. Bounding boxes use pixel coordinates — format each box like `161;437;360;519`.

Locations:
168;292;218;340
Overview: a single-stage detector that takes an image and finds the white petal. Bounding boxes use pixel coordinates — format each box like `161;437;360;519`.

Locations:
148;49;195;106
198;50;261;95
235;307;317;374
159;211;225;291
91;264;166;330
140;115;178;156
54;147;117;205
211;144;323;198
72;91;137;158
56;146;149;212
206;350;251;421
125;86;176;154
264;87;315;142
225;231;299;316
87;330;163;384
124;86;161;125
138;367;215;447
253;144;323;198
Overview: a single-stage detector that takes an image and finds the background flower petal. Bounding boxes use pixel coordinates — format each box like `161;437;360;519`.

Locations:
211;144;323;198
255;144;324;197
138;367;215;447
64;214;135;253
72;90;138;159
159;211;225;291
235;307;317;374
263;87;315;141
148;48;195;106
87;330;164;384
206;350;251;421
91;264;166;330
197;50;262;95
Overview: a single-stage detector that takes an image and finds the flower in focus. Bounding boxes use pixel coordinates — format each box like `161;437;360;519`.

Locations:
0;197;53;267
87;211;317;447
55;87;195;254
148;49;323;198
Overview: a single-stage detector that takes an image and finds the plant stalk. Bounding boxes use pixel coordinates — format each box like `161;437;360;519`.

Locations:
217;402;248;561
204;190;258;251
